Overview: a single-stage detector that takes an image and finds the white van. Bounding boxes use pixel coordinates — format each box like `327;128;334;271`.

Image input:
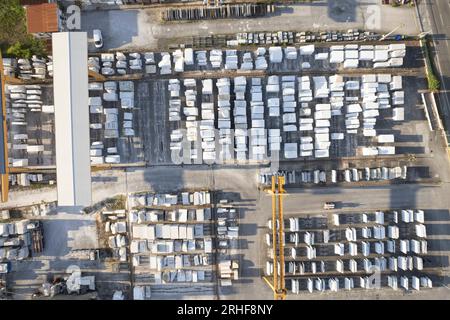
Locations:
93;29;103;49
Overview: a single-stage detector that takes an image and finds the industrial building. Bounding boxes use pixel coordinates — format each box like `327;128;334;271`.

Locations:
52;32;91;207
25;2;61;37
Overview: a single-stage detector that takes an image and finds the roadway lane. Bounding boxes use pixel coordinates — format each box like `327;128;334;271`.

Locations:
420;0;450;136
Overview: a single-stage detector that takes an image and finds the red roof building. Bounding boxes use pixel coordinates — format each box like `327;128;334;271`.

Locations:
25;3;60;35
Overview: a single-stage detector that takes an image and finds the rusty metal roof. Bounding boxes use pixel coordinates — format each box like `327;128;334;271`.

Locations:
26;3;59;34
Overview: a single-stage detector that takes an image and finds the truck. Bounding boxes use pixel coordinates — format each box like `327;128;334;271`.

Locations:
28;221;44;253
323;202;336;210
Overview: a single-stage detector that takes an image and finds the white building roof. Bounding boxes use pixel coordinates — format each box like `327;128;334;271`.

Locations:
52;32;91;207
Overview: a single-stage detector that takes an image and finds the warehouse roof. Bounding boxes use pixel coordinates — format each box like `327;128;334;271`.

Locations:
52;32;91;207
26;3;59;34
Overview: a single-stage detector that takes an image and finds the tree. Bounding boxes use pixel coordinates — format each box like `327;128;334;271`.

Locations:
0;0;47;58
0;0;27;45
6;42;31;59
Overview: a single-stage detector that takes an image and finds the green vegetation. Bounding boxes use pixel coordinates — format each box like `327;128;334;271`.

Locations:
427;69;441;92
421;37;441;92
0;0;47;58
6;37;46;59
0;0;26;41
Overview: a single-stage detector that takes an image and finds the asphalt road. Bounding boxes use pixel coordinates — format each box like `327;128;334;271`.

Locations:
418;0;450;136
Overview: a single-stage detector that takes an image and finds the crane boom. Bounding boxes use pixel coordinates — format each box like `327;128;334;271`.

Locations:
271;175;278;295
277;176;286;294
263;175;287;300
380;23;406;41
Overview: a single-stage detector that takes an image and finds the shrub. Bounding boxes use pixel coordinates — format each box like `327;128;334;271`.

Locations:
427;70;441;92
6;37;46;59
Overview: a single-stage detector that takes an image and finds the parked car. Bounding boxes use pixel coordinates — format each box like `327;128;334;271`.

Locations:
93;29;103;49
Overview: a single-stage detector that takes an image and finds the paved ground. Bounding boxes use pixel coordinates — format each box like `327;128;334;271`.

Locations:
4;153;450;299
81;0;420;51
136;80;174;164
7;256;130;300
4;210;126;300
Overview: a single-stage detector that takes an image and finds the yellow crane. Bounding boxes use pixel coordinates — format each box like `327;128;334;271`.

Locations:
262;175;287;300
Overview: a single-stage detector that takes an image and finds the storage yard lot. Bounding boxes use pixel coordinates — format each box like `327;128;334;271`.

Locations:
8;42;430;168
88;81;145;164
5;39;450;299
267;210;433;294
129;43;428;166
2;157;450;299
3;1;450;299
7;85;55;167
